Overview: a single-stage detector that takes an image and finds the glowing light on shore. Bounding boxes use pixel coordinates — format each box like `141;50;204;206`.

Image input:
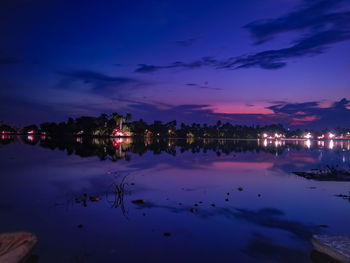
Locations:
317;134;325;140
113;128;124;137
328;133;335;139
304;132;312;139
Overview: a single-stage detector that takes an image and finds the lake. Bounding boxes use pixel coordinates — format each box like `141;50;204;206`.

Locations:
1;136;350;262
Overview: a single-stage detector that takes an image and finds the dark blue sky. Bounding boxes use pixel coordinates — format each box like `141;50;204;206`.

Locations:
0;0;350;128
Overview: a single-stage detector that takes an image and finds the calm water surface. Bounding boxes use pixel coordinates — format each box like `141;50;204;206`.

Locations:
1;137;350;263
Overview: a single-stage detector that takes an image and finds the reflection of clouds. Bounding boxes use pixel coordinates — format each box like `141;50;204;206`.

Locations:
130;201;321;241
288;152;318;163
211;161;273;170
126;145;350;179
232;208;320;240
242;233;310;263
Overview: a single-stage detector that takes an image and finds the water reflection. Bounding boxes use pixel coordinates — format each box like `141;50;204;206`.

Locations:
1;136;350;262
2;136;350;161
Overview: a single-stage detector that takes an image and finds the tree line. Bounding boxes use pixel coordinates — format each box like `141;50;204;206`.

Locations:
1;113;350;139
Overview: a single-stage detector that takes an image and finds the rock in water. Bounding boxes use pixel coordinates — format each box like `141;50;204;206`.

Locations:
0;232;38;263
312;235;350;263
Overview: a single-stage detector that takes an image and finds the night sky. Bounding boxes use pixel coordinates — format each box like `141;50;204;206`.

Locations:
0;0;350;128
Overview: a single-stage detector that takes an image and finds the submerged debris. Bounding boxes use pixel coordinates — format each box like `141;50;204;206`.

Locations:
335;193;350;202
294;165;350;181
89;196;100;202
319;225;329;228
131;199;146;205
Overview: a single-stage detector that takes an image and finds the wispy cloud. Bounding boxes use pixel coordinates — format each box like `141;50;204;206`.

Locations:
120;98;350;129
185;83;222;91
236;0;350;69
57;70;148;96
135;0;350;71
266;98;350;127
135;57;217;73
244;0;349;44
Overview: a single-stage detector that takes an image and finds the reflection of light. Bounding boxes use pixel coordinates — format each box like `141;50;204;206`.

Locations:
305;139;311;149
329;140;334;150
343;155;346;163
76;137;82;143
263;139;267;147
274;140;282;147
317;140;325;148
318;152;322;161
1;135;8;140
304;132;312;139
27;135;34;142
113;138;123;147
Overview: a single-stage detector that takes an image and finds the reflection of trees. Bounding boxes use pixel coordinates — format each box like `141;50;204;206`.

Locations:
1;136;350;161
0;135;16;145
